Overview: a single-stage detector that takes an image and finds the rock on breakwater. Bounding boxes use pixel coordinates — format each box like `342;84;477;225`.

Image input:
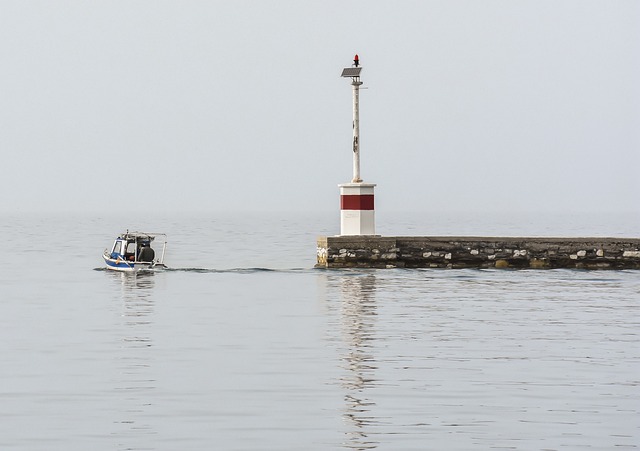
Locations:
316;236;640;269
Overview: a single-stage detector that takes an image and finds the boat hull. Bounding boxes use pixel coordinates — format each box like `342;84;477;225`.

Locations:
103;254;159;272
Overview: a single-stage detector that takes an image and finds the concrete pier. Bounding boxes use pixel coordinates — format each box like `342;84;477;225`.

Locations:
316;236;640;269
318;58;640;270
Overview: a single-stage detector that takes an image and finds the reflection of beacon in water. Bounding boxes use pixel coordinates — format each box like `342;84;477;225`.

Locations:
338;273;379;449
340;274;377;361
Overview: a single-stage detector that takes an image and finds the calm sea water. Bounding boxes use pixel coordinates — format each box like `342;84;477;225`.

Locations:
0;211;638;450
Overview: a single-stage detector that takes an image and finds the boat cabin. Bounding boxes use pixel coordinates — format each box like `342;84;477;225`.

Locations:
104;231;167;271
109;232;157;262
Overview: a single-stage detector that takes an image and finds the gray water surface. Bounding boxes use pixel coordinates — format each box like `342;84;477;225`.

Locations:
0;212;638;450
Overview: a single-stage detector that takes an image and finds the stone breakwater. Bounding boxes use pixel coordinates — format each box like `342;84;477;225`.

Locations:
316;236;640;269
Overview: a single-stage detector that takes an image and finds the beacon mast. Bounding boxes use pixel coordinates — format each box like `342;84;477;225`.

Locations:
338;55;376;236
341;54;364;183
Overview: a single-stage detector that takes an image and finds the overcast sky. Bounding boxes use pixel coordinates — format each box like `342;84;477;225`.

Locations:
0;1;638;216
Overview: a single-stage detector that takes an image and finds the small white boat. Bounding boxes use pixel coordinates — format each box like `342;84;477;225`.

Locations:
103;231;167;272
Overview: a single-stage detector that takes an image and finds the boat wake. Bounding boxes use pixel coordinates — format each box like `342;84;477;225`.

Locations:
166;267;290;273
93;267;309;274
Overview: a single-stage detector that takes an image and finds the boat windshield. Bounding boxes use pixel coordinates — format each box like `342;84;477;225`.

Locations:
126;242;137;255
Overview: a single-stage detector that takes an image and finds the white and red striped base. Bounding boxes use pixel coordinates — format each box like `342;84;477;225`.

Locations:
339;183;376;235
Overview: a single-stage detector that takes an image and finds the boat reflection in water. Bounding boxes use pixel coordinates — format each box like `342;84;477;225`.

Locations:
108;271;158;447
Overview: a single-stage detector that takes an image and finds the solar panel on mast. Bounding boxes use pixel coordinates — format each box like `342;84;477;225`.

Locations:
341;67;362;78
